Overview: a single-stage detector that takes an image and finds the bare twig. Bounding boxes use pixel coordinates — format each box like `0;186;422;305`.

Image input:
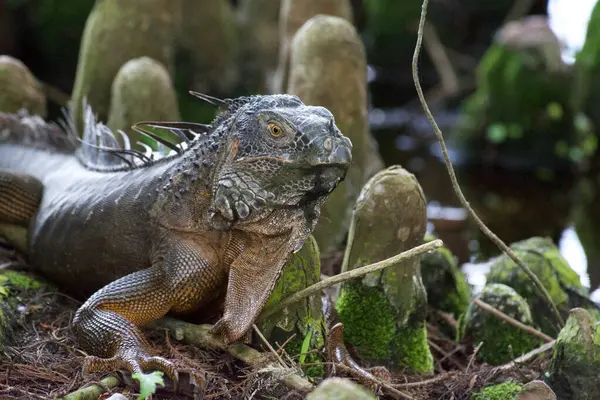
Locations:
466;342;483;373
394;372;456;388
411;0;564;329
473;298;554;343
260;240;443;320
493;340;556;374
252;324;288;368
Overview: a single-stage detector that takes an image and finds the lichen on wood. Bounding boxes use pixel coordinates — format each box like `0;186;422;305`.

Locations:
334;165;433;373
547;308;600;400
486;237;585;336
458;283;542;365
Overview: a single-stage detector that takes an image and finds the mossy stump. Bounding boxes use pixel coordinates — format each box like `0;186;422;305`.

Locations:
334;166;433;373
107;57;180;146
255;235;326;379
450;16;590;170
70;0;178;131
421;232;471;318
458;283;541;365
486;236;585;336
288;14;384;253
547;308;600;400
0;56;46;116
273;0;353;94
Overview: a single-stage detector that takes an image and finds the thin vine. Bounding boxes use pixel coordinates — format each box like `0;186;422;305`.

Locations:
411;0;564;329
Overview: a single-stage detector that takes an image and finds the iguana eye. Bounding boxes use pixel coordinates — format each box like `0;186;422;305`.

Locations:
268;122;283;137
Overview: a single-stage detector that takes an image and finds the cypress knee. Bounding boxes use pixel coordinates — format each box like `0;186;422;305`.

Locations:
70;0;178;131
334;166;434;373
288;15;383;252
273;0;353;93
107;57;180;147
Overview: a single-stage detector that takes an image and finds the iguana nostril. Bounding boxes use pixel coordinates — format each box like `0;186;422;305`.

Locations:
331;144;352;164
323;138;333;152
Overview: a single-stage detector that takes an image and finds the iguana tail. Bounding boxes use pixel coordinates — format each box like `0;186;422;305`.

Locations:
0;109;77;153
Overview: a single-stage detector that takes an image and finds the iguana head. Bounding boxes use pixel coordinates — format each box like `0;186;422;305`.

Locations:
206;93;352;223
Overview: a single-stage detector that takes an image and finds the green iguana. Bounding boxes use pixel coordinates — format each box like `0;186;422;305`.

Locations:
0;93;352;383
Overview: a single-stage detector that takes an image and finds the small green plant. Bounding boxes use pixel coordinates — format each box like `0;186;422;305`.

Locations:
132;370;165;400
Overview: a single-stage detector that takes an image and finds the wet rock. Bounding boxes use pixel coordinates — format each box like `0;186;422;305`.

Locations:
450;16;590;171
236;0;281;93
107;57;180;146
547;308;600;400
255;235;326;378
0;56;46;116
458;283;542;365
288;14;384;252
334;166;433;373
472;381;522;400
70;0;178;130
517;380;557;400
272;0;353;93
486;237;586;336
306;377;375;400
421;232;471;318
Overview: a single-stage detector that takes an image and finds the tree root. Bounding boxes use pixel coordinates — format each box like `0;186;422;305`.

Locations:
58;376;120;400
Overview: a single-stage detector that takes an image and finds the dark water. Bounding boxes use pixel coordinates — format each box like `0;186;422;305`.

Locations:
369;105;598;302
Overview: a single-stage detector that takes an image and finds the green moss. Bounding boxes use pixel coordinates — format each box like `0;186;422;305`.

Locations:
471;382;522;400
390;323;434;374
1;270;42;290
486;237;584;335
459;283;542;365
421;234;471;316
335;282;396;361
548;308;600;400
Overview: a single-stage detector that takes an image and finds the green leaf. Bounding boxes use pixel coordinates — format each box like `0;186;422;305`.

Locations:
298;328;313;364
132;371;165;400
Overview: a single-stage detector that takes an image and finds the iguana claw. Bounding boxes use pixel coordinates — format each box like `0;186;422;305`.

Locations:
82;350;179;387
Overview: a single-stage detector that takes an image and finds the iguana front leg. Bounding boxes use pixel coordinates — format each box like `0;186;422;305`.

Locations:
211;229;298;343
73;238;225;383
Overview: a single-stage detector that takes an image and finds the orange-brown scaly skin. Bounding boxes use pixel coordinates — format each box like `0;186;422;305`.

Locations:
0;94;352;383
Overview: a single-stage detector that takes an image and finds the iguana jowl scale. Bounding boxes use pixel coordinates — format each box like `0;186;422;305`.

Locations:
0;93;352;382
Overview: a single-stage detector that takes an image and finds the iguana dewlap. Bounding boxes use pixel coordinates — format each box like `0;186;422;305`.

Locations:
0;93;352;382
